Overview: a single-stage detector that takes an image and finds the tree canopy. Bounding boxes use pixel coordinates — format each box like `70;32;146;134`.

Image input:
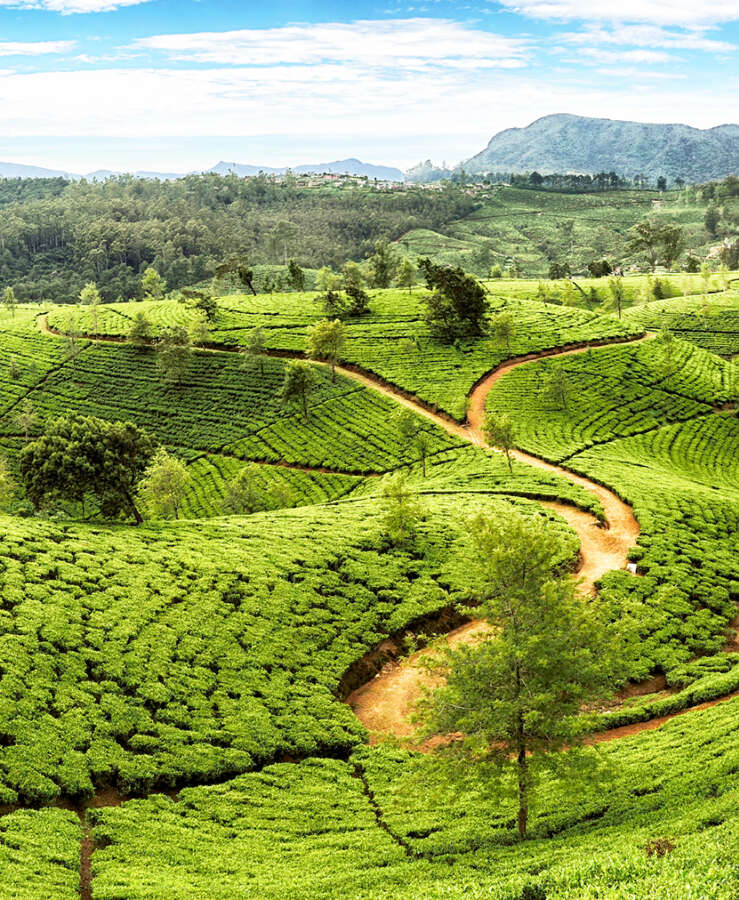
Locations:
417;508;621;838
20;415;155;524
418;258;489;341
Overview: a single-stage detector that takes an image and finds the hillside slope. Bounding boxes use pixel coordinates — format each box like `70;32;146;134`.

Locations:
462;114;739;182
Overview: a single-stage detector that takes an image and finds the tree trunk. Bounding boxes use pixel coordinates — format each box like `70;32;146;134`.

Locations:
125;492;143;526
517;742;528;838
506;449;513;474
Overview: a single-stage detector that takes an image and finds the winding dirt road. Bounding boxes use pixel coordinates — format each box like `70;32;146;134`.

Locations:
42;315;726;746
349;340;643;744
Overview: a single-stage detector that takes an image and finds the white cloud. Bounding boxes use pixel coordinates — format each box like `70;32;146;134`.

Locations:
576;47;675;64
560;24;735;52
130;19;531;70
496;0;739;26
0;64;734;150
0;40;76;55
0;0;151;12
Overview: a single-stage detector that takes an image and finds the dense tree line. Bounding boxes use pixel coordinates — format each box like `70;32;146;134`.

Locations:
0;174;476;303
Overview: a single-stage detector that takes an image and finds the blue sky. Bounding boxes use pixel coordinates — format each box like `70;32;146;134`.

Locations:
0;0;737;173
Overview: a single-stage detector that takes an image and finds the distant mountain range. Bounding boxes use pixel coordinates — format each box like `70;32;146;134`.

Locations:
4;116;737;186
0;157;404;182
210;158;404;180
458;114;739;183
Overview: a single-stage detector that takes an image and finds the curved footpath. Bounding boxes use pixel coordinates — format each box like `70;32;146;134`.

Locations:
348;341;643;744
36;317;735;745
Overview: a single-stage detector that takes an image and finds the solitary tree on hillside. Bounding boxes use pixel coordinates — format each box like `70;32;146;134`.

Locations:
287;259;306;292
397;258;418;293
156;325;191;385
20;415;155;524
342;262;365;293
63;310;83;370
141;267;167;300
483;412;516;474
194;293;218;323
704;203;720;237
700;262;713;293
392;407;433;477
490;311;514;355
2;286;17;317
281;360;319;423
129;311;152;348
380;472;423;547
416;508;621;838
369;239;398;288
15;399;38;440
222;464;266;515
418;258;489;342
306;319;345;381
138;448;190;520
214;258;257;296
242;327;268;376
80;281;102;333
604;276;625;319
627;220;662;271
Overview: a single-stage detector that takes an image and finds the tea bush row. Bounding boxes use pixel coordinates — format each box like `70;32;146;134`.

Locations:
86;696;739;898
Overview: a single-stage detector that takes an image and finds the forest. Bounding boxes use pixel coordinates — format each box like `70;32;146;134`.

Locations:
0;174;475;303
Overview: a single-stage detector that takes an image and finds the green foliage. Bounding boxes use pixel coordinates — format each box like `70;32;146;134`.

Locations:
418;259;490;341
0;808;80;898
87;696;739;898
138;447;190;520
380;472;423;546
392;407;434;476
2;285;16;316
282;360;319;422
141;267;167;300
194;293;218;323
46;288;644;418
156;325;191;385
287;258;305;291
624;290;739;357
396;257;417;292
368;238;398;288
222;463;268;514
20;414;156;524
489;311;514;354
483;412;516;473
417;507;621;836
129;311;152;347
306;319;346;380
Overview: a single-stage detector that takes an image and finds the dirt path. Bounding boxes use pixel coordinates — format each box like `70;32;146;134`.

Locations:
42;315;707;746
348;341;647;745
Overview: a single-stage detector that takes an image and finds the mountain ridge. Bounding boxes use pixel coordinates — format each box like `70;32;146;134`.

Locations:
458;114;739;182
0;157;404;182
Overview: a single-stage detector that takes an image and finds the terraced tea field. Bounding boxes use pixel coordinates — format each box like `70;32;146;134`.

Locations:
1;279;737;898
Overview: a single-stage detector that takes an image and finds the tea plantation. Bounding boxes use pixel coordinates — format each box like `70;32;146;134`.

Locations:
87;696;739;899
0;281;737;898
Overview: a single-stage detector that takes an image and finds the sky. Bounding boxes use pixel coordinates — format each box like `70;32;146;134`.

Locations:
0;0;737;174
